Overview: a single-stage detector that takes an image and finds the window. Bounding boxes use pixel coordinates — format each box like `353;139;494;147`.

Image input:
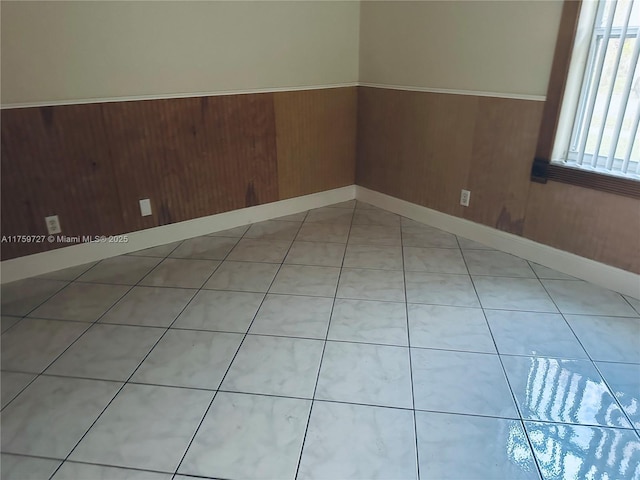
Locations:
551;0;640;180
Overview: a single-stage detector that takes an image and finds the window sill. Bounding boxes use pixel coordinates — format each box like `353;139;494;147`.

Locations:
532;160;640;199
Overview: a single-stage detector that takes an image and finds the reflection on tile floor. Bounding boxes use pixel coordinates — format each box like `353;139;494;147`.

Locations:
1;200;639;480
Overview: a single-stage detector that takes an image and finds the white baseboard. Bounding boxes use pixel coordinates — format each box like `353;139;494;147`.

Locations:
4;183;638;299
356;186;640;299
0;186;355;284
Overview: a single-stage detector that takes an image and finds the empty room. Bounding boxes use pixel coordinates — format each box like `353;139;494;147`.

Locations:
1;1;639;479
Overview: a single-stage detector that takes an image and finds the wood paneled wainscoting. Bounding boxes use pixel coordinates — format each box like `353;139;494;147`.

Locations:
3;84;638;274
356;86;640;274
0;87;357;260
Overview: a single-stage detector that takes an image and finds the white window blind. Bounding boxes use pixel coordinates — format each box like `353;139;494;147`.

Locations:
552;0;640;180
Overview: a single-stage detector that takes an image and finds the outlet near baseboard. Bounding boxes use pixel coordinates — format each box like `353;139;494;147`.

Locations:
460;189;471;207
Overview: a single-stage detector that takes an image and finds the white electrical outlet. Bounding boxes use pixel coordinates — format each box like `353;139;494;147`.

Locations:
139;199;152;217
460;189;471;207
45;215;61;234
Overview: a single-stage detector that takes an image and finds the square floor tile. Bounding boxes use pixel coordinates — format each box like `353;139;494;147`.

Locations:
132;330;243;389
244;220;300;241
52;462;172;480
227;238;292;263
525;422;640;480
249;294;333;339
486;310;587;359
221;335;323;398
305;207;354;224
337;268;405;302
542;280;637;316
296;223;350;243
204;261;279;292
1;372;36;408
208;224;250;238
463;250;535;278
270;265;340;297
179;392;311;480
139;258;220;289
456;236;494;250
328;299;408;346
403;247;467;274
46;324;163;381
1;454;61;480
99;286;196;327
169;236;238;260
402;226;458;248
408;304;495;353
1;315;21;333
343;244;403;270
348;224;401;246
127;241;181;258
316;341;413;408
38;262;98;281
411;348;517;417
501;356;631;428
564;315;640;363
473;276;557;312
70;384;213;472
284;241;346;267
297;401;417;480
1;318;89;373
172;290;264;332
528;262;576;280
416;411;539;480
405;272;479;307
0;376;121;458
1;278;68;316
7;205;640;480
352;209;401;227
76;256;161;285
29;283;130;322
596;362;640;429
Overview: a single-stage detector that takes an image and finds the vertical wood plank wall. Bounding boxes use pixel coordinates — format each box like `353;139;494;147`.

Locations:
356;86;640;274
0;87;357;259
275;88;357;199
2;85;638;273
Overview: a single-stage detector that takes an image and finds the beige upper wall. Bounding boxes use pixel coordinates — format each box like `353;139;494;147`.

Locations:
1;1;360;105
359;0;563;97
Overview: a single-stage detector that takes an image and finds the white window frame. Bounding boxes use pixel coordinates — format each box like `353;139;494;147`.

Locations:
551;0;640;180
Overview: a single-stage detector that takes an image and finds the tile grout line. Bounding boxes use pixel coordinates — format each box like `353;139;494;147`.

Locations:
172;209;315;478
44;234;241;480
460;235;546;480
534;272;639;434
1;453;176;477
6;332;631;377
399;215;422;480
591;361;640;437
0;257;163;414
620;293;640;316
293;204;355;480
12;293;640;322
3;218;421;414
4;365;636;433
1;233;206;401
0;273;77;336
106;235;253;476
3;205;638;475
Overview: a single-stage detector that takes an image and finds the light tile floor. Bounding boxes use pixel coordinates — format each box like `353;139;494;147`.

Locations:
1;200;639;480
